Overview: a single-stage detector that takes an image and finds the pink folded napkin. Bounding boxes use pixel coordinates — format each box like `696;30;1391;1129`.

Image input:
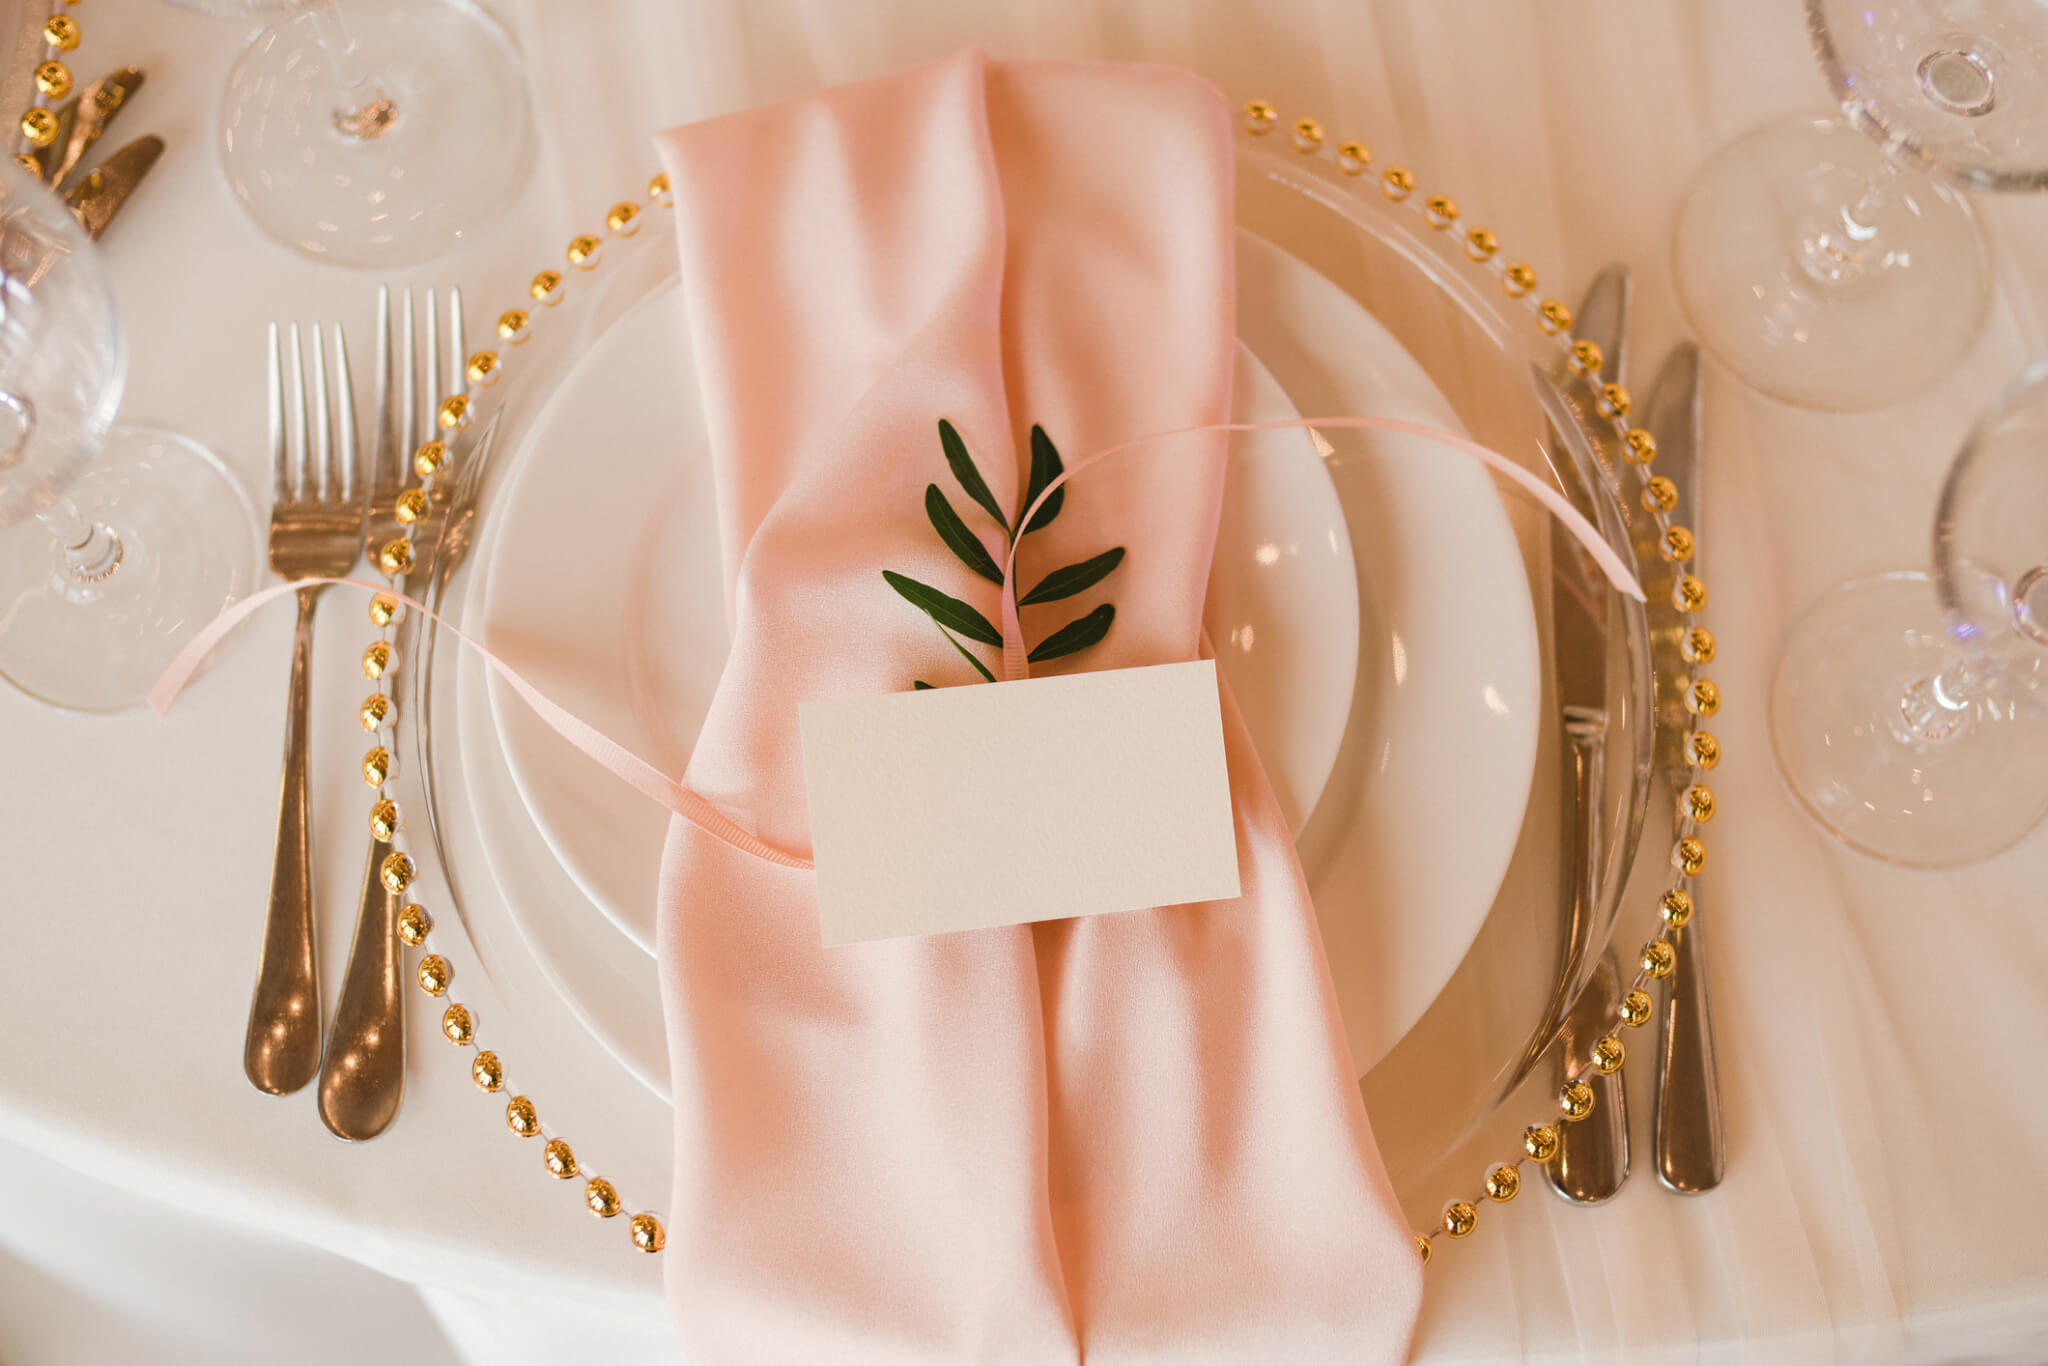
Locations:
652;49;1421;1363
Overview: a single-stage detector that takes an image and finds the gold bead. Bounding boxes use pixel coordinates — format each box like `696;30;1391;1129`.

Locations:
566;234;602;269
629;1212;666;1252
543;1138;578;1178
1464;227;1499;261
1675;837;1707;877
1524;1123;1560;1161
1674;574;1707;612
1591;1034;1626;1075
1503;263;1537;297
20;107;57;147
495;309;530;345
417;953;452;996
585;1177;622;1218
472;1050;504;1091
1683;784;1716;823
1619;988;1653;1027
1423;194;1458;228
1642;475;1678;512
362;640;393;680
464;350;499;386
504;1094;539;1136
393;487;427;524
1335;141;1370;174
413;440;446;477
531;269;564;305
396;902;430;945
34;60;71;98
1442;1200;1477;1237
436;394;470;432
1683;627;1717;664
1290;118;1324;152
1643;939;1677;978
1242;99;1278;133
369;799;399;841
1661;887;1694;927
1415;1233;1432;1265
1598;382;1631;418
380;850;414;894
648;171;673;205
1559;1078;1595;1120
606;200;641;235
1687;678;1720;716
13;153;40;175
1661;525;1695;562
1624;428;1657;464
1568;340;1604;377
362;746;390;786
1484;1163;1520;1202
378;536;414;576
441;1002;474;1045
1382;167;1417;200
1690;730;1721;769
1538;299;1572;335
359;693;390;732
42;15;79;50
368;593;400;627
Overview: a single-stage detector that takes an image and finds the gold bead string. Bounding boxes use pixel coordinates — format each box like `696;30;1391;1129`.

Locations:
353;170;676;1256
1240;99;1721;1267
15;1;84;173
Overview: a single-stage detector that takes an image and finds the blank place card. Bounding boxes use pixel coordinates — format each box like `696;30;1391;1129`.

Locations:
798;659;1241;945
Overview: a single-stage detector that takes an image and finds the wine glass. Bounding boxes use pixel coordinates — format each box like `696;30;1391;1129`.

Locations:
0;160;257;713
1771;352;2048;867
1672;0;2048;411
168;0;535;269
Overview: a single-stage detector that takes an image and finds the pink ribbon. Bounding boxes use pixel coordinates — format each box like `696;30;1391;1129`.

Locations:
152;414;1640;867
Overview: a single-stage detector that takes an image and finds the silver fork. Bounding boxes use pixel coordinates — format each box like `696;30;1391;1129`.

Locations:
247;321;360;1098
318;286;464;1142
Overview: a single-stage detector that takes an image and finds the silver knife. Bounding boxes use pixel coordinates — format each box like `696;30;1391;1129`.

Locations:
1543;264;1632;1204
1644;343;1725;1193
62;134;160;240
45;66;143;190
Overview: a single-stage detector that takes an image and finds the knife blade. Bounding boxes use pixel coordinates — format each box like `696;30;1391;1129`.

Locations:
46;66;144;190
1643;343;1726;1194
62;134;160;240
1542;264;1633;1205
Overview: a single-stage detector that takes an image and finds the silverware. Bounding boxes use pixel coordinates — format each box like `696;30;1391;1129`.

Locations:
1543;264;1633;1204
248;321;361;1097
1644;343;1725;1193
318;287;465;1142
44;66;142;189
61;133;159;240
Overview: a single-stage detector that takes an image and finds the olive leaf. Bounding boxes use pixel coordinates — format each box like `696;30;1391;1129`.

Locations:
937;419;1009;535
1020;423;1065;534
1018;546;1125;606
882;570;1002;647
913;681;935;690
924;485;1004;584
937;623;996;682
1028;603;1115;662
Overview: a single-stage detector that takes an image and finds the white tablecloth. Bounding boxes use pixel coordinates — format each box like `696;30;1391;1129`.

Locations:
4;1;2047;1361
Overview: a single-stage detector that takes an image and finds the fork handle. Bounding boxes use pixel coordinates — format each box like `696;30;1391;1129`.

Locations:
318;835;405;1140
245;584;324;1095
1654;913;1726;1191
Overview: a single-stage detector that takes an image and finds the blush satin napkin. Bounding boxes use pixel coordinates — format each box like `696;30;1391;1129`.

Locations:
651;50;1422;1363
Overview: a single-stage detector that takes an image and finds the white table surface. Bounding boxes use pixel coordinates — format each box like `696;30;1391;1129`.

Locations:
4;1;2048;1362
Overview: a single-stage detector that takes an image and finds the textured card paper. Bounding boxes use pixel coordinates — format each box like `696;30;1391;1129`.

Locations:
798;659;1241;946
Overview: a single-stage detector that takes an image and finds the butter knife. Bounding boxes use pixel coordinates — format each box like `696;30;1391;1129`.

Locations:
1644;343;1726;1193
46;66;143;189
62;134;160;240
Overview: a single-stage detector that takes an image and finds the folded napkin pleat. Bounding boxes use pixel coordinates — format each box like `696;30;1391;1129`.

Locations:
653;48;1421;1363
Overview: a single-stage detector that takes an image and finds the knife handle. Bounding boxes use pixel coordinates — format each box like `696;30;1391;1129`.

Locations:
1654;911;1725;1191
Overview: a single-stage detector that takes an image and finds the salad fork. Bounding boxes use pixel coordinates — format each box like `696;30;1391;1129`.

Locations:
246;322;359;1097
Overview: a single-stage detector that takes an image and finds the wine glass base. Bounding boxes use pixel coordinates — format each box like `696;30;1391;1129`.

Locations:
0;426;259;714
220;0;534;269
1771;571;2048;868
1672;114;1990;412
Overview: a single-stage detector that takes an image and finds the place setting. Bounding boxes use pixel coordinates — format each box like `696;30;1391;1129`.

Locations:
5;1;2048;1362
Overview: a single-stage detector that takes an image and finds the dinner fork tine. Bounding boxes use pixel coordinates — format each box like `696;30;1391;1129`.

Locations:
400;287;417;458
448;289;465;398
334;325;357;506
287;323;308;500
267;323;285;504
425;289;441;417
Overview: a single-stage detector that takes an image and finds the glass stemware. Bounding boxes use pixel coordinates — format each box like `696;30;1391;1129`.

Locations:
1771;353;2048;868
0;161;256;713
1672;0;2048;411
168;0;535;269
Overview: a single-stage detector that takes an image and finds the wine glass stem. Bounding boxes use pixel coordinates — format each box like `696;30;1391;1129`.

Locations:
33;493;121;589
302;0;398;140
1800;166;1895;287
1894;656;1979;744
